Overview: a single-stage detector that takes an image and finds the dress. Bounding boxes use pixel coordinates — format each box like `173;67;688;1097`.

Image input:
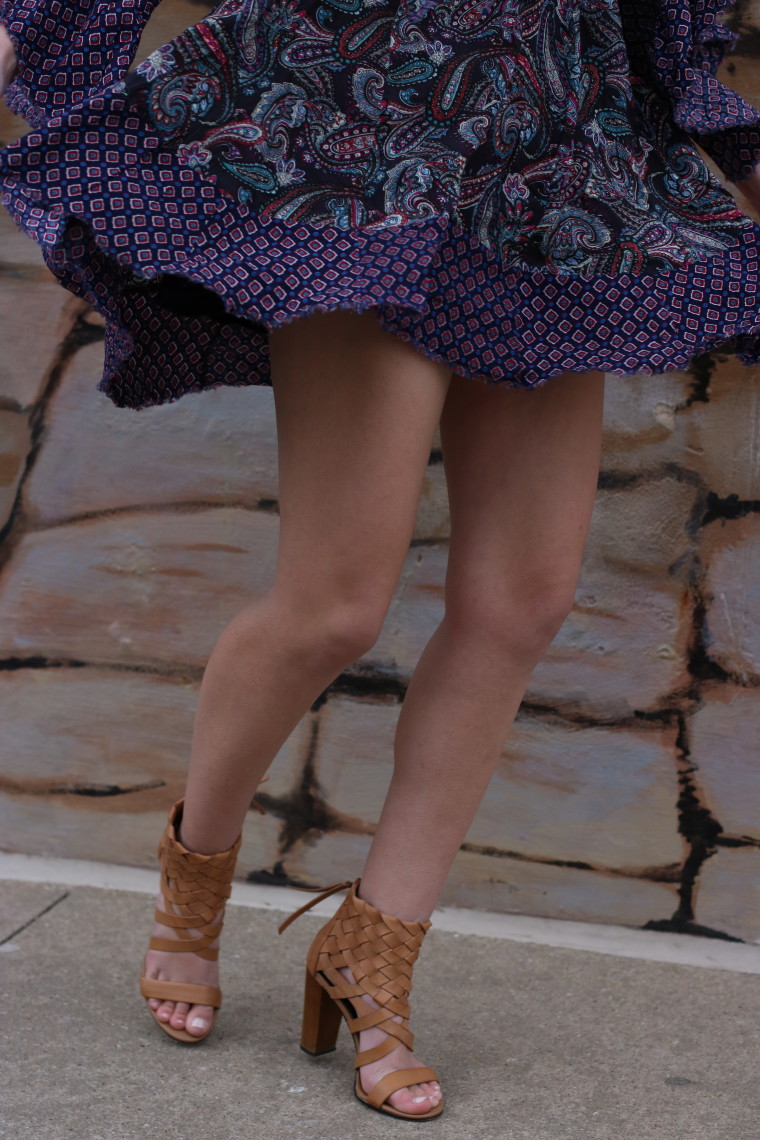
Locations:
0;0;759;408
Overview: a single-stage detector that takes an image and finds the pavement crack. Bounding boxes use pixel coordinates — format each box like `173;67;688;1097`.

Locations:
0;890;70;946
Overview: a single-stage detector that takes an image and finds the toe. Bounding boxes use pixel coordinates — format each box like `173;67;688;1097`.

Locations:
388;1080;442;1116
389;1087;439;1115
170;1001;190;1028
185;1005;214;1037
155;1000;175;1022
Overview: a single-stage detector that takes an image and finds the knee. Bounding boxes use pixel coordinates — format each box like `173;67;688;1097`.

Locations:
316;598;388;663
445;578;577;662
250;584;389;666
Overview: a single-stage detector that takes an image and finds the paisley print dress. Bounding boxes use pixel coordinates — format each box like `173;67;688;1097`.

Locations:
0;0;759;407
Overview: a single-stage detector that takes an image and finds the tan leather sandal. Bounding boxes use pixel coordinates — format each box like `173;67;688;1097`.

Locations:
139;796;248;1044
279;878;444;1120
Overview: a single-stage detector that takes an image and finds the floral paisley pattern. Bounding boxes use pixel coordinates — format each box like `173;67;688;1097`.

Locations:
119;0;751;277
0;0;759;407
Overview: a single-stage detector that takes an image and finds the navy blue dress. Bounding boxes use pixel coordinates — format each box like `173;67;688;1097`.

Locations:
0;0;759;407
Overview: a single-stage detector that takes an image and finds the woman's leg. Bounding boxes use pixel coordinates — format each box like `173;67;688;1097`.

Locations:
143;311;450;1042
346;370;605;1112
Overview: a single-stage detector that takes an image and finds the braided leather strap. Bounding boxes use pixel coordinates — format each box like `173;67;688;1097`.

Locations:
148;799;242;962
283;879;431;1068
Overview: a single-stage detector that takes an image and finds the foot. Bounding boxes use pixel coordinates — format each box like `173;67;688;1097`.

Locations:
142;887;220;1038
338;966;442;1116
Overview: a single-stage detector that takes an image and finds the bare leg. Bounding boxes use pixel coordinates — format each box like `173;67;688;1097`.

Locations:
142;311;450;1053
347;371;605;1111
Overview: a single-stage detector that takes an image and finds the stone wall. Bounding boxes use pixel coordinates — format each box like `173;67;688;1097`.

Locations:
1;0;759;940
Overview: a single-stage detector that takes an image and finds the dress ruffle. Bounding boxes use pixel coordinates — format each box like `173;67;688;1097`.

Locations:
3;118;758;409
1;0;759;408
620;0;760;180
3;0;758;181
0;0;163;127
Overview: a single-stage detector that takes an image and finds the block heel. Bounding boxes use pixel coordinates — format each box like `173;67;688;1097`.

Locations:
279;878;444;1120
300;967;342;1055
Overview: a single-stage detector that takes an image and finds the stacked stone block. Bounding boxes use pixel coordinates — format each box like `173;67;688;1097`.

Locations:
0;0;758;940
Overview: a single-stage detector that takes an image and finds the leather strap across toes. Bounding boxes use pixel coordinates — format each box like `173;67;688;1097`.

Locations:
359;1065;442;1113
140;978;222;1009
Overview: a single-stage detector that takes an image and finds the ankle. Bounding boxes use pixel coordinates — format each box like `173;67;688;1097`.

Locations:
173;799;242;856
355;878;433;925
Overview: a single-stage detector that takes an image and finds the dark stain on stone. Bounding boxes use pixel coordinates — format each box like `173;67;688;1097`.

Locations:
246;709;352;885
723;0;746;32
722;0;760;54
598;462;703;493
525;700;657;730
716;832;760;848
409;536;447;548
682;557;760;690
679;557;733;686
63;779;165;797
739;29;760;56
31;498;262;531
459;841;682;883
0;654;205;682
645;916;743;940
0;775;165;797
701;491;760;526
256;498;280;514
597;469;650;491
682;492;712;544
0;306;103;562
724;0;760;55
321;664;408;705
633;862;684;884
460;840;596;872
0;655;89;672
247;860;291;887
642;712;744;939
683;352;715;409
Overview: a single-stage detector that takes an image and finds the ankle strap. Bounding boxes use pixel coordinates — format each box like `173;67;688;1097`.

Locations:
277;880;354;934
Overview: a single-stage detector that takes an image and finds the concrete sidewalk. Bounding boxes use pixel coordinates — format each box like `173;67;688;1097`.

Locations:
1;878;759;1140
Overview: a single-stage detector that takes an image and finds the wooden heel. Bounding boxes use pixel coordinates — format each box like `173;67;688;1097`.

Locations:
300;968;342;1055
280;880;443;1118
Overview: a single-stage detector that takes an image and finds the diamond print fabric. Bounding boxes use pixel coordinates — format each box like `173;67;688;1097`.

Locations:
0;0;759;407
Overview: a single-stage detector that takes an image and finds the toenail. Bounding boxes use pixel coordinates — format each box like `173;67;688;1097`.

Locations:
412;1097;430;1103
190;1018;207;1029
